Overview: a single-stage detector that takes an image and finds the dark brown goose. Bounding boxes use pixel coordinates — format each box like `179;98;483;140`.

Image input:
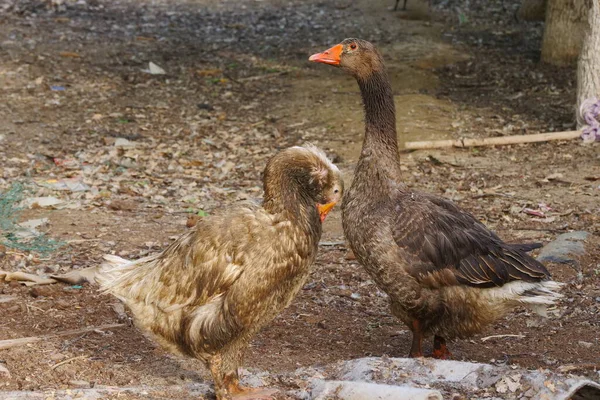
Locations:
96;145;342;399
309;39;561;358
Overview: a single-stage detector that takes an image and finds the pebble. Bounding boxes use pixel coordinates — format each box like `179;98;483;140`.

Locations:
29;286;54;298
55;299;72;309
0;363;10;379
49;353;66;361
537;231;589;264
6;305;20;313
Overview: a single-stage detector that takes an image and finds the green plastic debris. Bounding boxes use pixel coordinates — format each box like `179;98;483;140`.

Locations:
0;183;62;255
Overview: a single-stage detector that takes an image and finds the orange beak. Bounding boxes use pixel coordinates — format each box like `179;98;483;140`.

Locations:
309;44;343;65
317;201;337;222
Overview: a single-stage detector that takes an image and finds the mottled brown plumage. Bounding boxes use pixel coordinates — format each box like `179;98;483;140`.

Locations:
97;145;342;399
310;39;561;358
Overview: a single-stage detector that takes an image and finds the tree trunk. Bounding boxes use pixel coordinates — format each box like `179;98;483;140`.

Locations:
517;0;547;21
541;0;590;65
576;0;600;129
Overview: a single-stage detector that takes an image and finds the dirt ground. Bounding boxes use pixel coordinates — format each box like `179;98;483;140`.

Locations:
1;0;599;398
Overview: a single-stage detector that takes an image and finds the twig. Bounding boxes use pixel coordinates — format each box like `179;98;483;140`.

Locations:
404;130;581;150
471;193;514;199
0;323;126;350
61;333;89;351
319;241;346;246
66;239;101;244
50;355;87;371
238;71;288;82
481;334;525;342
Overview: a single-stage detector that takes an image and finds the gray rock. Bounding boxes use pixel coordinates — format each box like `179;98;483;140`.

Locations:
316;357;600;400
537;231;589;264
310;380;442;400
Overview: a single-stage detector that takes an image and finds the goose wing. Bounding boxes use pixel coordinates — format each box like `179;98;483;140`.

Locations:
392;193;550;288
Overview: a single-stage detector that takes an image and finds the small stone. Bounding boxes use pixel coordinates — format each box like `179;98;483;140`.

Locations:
114;138;137;148
108;200;137;211
111;302;128;321
537;231;589;264
55;299;72;309
29;286;53;298
6;305;20;313
0;363;10;379
49;353;66;361
578;340;593;349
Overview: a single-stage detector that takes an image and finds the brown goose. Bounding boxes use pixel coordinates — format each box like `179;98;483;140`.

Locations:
309;39;561;358
96;145;343;399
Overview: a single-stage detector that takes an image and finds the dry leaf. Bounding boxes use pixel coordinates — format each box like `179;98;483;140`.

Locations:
4;272;57;286
196;69;222;77
51;267;98;285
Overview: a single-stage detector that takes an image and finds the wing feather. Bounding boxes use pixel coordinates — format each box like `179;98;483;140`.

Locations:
393;193;551;288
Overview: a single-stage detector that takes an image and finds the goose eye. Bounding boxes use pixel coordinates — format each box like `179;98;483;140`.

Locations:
334;189;339;194
349;43;357;50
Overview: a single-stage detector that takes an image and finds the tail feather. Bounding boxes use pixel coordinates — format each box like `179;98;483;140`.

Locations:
488;280;563;317
519;280;563;306
96;254;158;297
95;254;133;288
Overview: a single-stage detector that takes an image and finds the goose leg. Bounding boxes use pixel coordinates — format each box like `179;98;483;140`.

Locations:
432;335;452;359
208;354;231;400
408;320;424;357
393;0;401;11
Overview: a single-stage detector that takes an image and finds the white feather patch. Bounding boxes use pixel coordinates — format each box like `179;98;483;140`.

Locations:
486;280;563;316
292;143;339;174
187;294;225;344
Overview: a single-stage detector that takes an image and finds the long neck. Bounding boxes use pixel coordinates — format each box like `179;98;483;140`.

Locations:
357;70;399;160
263;176;321;236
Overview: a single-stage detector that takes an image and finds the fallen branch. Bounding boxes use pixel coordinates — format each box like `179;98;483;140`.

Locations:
0;323;126;350
404;130;581;150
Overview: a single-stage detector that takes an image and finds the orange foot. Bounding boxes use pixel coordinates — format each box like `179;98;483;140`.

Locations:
432;335;452;360
432;347;452;359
